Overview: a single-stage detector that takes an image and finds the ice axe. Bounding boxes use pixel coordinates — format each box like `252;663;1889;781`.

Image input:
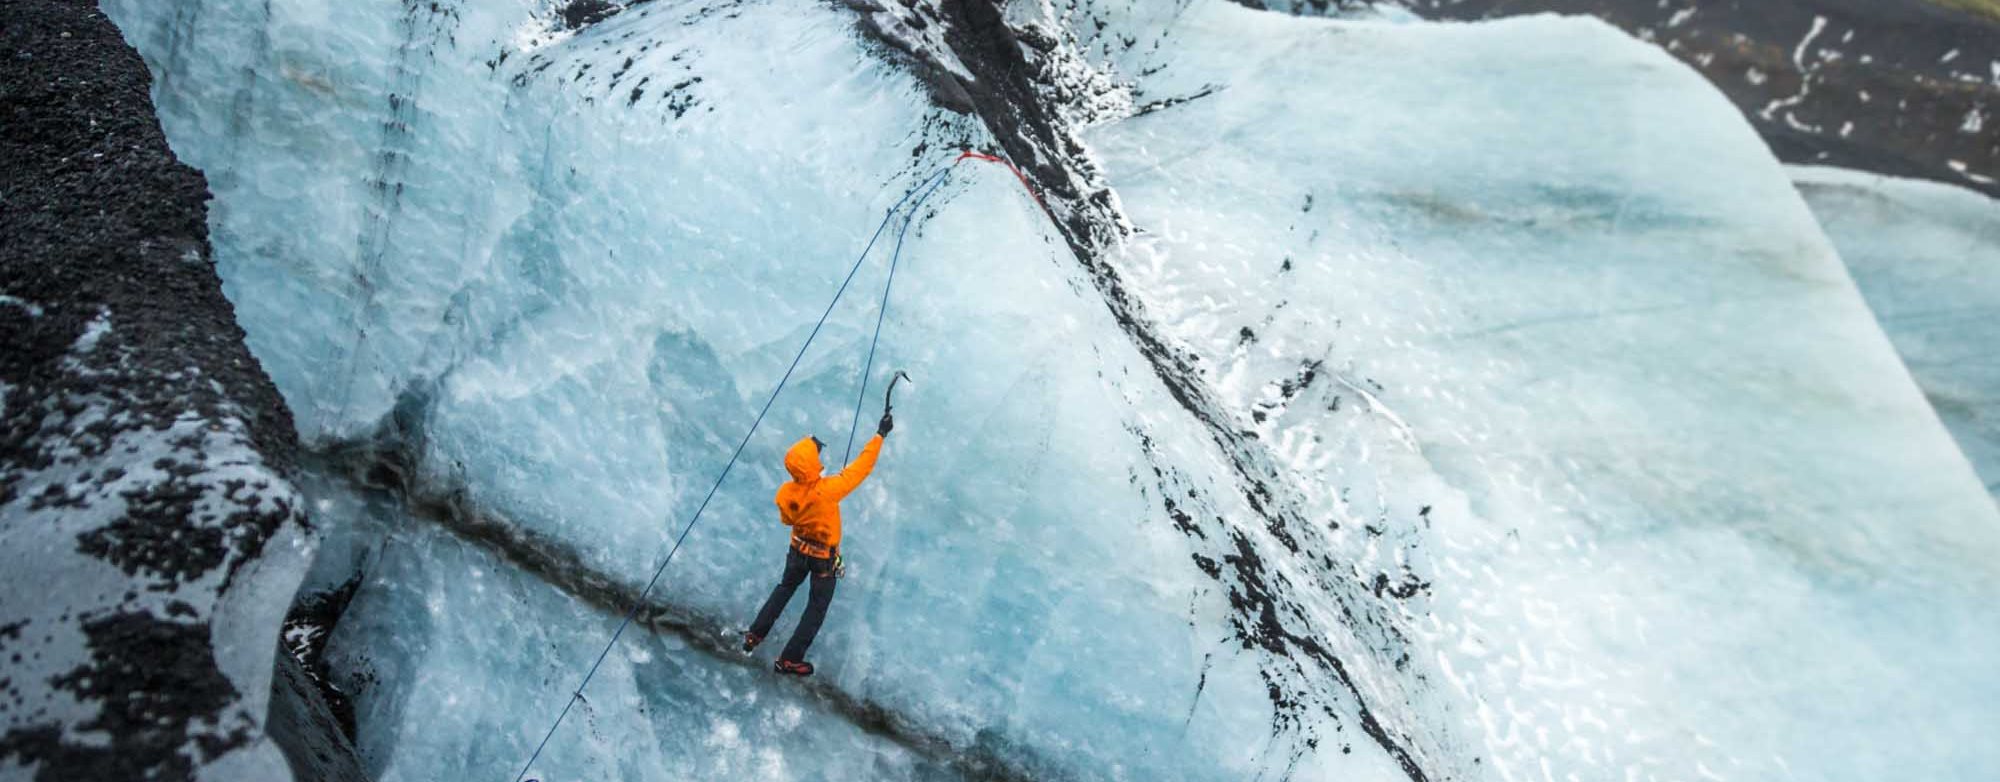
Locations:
845;370;912;464
883;370;912;416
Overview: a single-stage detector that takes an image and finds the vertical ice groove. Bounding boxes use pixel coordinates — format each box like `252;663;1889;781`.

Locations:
326;1;458;439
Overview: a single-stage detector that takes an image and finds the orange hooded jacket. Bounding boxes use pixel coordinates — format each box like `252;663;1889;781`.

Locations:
776;434;883;558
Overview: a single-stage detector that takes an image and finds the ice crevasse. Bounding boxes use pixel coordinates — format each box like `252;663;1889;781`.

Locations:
99;0;2000;781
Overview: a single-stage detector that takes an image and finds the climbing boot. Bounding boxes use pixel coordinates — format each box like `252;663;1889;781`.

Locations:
774;658;814;677
742;632;762;653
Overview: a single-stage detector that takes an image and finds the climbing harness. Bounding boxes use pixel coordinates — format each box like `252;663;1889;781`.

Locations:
510;149;1042;782
789;535;836;560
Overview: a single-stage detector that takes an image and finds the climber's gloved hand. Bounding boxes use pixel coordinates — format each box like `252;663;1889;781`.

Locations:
877;411;894;437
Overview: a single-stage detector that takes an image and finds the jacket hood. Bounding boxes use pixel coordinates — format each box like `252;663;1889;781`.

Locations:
784;436;822;482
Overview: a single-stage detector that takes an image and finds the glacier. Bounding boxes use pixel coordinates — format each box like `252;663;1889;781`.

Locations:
77;0;2000;781
1075;5;2000;779
1793;166;2000;502
102;2;1308;778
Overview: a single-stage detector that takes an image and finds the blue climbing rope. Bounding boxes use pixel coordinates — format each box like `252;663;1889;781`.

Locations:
842;169;954;462
510;162;955;782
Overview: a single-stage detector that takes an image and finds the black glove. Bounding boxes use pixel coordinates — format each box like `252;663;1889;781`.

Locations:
877;411;894;437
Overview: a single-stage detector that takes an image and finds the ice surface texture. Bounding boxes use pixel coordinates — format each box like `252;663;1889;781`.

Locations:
100;0;2000;780
1794;166;2000;503
1081;4;2000;780
103;0;1294;779
296;474;959;781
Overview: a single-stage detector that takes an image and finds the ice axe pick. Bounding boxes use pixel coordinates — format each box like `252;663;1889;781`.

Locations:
884;370;911;415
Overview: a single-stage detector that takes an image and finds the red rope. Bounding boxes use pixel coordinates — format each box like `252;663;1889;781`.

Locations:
956;149;1057;223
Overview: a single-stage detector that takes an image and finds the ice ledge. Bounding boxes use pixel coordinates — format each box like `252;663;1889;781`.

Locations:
304;439;1048;781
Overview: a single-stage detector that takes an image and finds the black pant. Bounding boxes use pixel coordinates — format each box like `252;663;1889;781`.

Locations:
748;548;837;662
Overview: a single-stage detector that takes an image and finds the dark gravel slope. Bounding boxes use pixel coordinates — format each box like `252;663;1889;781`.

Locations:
1298;0;2000;197
0;0;359;779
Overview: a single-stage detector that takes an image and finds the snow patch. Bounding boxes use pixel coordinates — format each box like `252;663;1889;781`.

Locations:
0;294;43;317
72;311;111;353
1758;15;1826;130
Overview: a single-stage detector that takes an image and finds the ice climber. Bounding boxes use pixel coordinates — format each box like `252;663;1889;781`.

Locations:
742;409;894;676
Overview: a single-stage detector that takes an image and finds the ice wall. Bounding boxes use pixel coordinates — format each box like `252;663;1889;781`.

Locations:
1076;4;2000;781
102;0;1365;779
292;472;959;781
98;0;2000;780
1793;166;2000;502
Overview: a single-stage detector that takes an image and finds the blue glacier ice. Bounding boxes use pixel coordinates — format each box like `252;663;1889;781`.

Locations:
106;2;1306;778
1793;166;2000;503
97;0;2000;780
293;472;959;781
1076;5;2000;779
